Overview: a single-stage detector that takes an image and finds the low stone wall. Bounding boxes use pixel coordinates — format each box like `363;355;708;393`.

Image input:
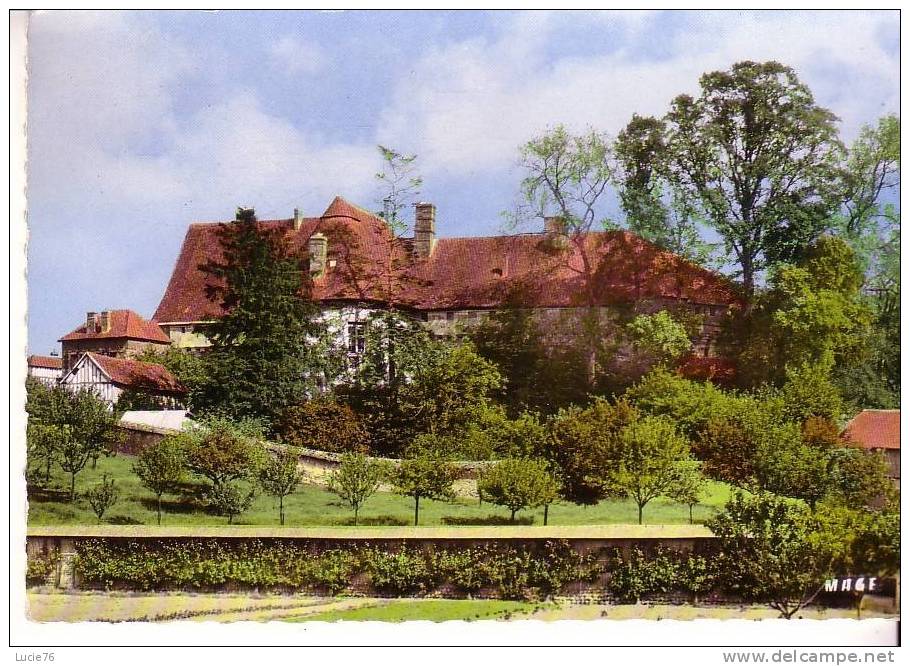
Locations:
26;525;715;591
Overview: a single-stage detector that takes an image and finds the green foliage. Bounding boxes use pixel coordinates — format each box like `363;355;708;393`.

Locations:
197;207;327;426
375;145;423;235
346;314;503;455
276;398;369;453
825;448;895;509
607;415;694;524
625;311;694;367
661;60;844;294
84;474;119;522
751;425;832;508
708;492;845;618
389;449;457;525
730;236;872;389
668;460;708;524
470;307;605;415
26;548;59;587
26;420;65;486
180;416;267;492
547;398;638;505
72;538;600;601
258;449;303;525
26;380;122;502
134;347;212;412
441;405;548;460
477;458;558;522
206;481;256;524
608;546;681;604
327;452;388;525
132;436;186;525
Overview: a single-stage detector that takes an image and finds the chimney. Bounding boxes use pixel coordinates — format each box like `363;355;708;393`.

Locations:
308;233;328;278
544;216;566;235
414;202;437;259
86;311;97;332
293;207;304;231
544;215;569;250
99;310;111;333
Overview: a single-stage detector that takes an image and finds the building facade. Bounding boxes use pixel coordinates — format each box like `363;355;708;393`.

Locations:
152;196;742;372
842;409;900;488
26;355;63;385
59;352;186;408
58;309;172;371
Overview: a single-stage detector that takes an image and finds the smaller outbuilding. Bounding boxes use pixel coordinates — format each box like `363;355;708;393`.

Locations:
842;409;900;487
26;354;63;385
59;352;186;409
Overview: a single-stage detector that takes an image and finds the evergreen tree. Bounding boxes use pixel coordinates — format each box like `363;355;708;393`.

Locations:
198;207;326;426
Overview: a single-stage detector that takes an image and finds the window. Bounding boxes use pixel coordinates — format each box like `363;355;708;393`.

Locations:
347;321;367;355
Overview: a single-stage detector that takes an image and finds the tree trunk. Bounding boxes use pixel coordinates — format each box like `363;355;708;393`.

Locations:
689;504;694;525
543;504;549;526
638;503;643;525
354;505;359;526
44;459;52;485
510;509;516;522
157;495;162;526
280;495;285;526
414;495;420;526
70;472;76;502
228;514;234;525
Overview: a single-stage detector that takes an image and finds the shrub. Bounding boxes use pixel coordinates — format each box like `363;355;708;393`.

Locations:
26;549;59;587
361;547;441;596
608;546;681;604
84;474;118;522
276;398;369;453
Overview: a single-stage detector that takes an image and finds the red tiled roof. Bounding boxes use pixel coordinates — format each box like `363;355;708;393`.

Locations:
27;355;63;370
60;310;170;343
842;410;900;450
153;196;743;323
83;353;186;395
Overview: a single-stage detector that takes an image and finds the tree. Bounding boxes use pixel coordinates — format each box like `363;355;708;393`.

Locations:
826;447;895;509
615;113;717;265
207;481;256;525
477;458;558;523
26;421;64;486
345;315;503;456
198;207;326;426
625;310;693;368
751;421;832;508
608;415;693;524
51;389;121;502
511;125;620;386
389;448;457;526
180;417;267;493
132;436;186;525
258;449;303;525
85;474;118;522
709;492;846;619
327;452;387;526
660;61;844;296
276;398;369;454
669;459;708;524
135;347;212;412
729;236;872;388
547;398;639;505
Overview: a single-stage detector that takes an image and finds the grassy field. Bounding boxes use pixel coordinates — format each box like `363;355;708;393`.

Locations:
28;453;734;527
26;592;898;623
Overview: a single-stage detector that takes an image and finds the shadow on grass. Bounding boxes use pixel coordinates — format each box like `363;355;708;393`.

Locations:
106;515;144;525
333;515;410;526
138;497;202;515
442;515;534;526
26;484;71;503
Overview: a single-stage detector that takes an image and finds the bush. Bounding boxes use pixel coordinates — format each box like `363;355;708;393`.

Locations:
276;398;369;453
71;538;602;600
608;546;681;604
26;549;59;587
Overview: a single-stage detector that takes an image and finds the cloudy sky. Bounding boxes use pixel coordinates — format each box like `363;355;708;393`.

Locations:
25;9;899;354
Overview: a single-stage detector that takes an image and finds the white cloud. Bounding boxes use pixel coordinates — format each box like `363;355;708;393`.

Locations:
377;10;898;176
269;35;325;76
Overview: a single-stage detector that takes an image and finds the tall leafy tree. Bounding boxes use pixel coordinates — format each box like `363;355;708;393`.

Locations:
660;61;844;296
132;436;186;525
615;114;717;265
327;452;388;526
511;125;619;386
476;458;558;523
258;449;303;525
199;207;325;425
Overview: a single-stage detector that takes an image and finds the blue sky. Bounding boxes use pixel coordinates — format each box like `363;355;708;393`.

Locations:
25;9;899;354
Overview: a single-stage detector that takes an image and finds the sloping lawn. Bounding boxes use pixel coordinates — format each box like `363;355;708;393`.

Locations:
27;453;733;527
